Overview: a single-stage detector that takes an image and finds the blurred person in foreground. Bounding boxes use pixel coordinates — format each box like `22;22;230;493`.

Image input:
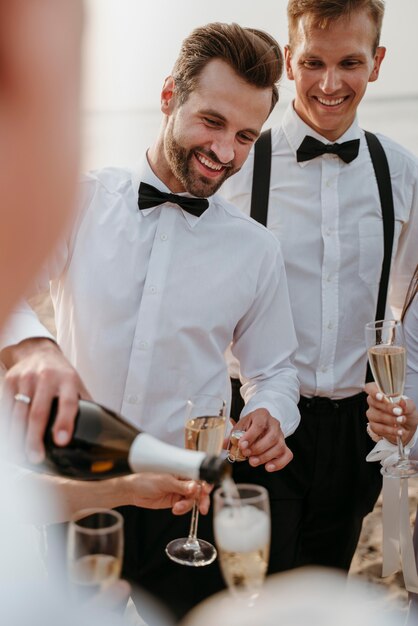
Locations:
366;264;418;623
221;0;418;574
180;567;405;626
0;0;209;540
0;0;82;329
0;22;300;617
0;2;95;625
0;2;207;624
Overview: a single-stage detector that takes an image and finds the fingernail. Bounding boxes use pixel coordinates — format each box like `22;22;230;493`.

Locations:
240;440;249;449
266;463;275;472
376;393;384;401
397;429;404;437
28;450;43;464
396;416;405;424
54;430;70;445
393;407;403;416
186;482;195;492
250;457;260;465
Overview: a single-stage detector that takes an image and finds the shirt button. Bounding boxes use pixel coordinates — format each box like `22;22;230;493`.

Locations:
160;233;168;241
320;365;328;373
326;274;332;282
138;340;149;350
148;285;157;294
127;394;139;404
326;179;332;187
327;321;333;330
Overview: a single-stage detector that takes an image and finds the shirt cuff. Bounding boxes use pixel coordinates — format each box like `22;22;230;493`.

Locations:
0;309;54;351
240;396;300;438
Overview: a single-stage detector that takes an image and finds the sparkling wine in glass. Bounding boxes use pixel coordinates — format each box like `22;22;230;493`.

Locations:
365;319;418;478
67;508;123;603
165;394;226;567
213;483;270;604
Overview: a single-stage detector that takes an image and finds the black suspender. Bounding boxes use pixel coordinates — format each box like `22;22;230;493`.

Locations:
363;131;395;322
364;131;395;381
250;128;395;384
250;129;272;225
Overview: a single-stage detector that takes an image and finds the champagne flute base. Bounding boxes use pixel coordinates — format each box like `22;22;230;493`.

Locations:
165;537;217;567
381;460;418;478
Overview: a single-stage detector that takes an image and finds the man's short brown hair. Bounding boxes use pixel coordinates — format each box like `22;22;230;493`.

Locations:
287;0;385;53
172;22;283;113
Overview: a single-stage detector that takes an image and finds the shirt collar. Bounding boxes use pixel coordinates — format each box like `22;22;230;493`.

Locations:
130;153;214;227
282;102;362;167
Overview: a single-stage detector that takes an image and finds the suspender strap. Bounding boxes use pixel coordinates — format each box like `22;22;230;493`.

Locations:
364;131;395;322
364;131;395;382
250;128;272;226
250;129;395;385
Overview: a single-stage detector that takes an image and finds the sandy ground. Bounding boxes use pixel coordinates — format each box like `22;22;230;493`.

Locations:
28;292;418;617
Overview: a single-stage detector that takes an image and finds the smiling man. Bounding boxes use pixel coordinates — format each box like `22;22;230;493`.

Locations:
222;0;418;574
0;23;300;617
287;2;385;140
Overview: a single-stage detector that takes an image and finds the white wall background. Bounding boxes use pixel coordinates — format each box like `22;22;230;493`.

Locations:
80;0;418;169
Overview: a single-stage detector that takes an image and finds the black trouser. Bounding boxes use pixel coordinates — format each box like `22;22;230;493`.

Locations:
277;393;382;569
119;389;382;619
230;381;382;569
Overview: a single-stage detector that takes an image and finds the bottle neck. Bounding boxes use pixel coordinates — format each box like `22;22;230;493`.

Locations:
128;433;206;480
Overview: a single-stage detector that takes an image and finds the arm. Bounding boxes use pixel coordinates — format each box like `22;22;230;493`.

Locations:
17;472;211;524
231;237;300;472
0;178;101;463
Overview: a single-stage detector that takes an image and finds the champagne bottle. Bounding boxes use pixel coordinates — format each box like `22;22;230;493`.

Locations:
43;398;230;483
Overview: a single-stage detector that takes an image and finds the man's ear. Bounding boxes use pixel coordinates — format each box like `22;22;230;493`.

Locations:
369;46;386;82
284;45;294;80
161;76;176;114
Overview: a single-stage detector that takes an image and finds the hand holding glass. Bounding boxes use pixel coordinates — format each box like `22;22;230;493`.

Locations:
165;394;226;566
365;319;418;477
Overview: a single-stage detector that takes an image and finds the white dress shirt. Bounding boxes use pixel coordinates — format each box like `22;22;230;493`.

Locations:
222;103;418;399
0;156;300;446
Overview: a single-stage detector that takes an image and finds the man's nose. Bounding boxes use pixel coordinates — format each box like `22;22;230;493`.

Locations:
319;67;342;94
211;135;235;165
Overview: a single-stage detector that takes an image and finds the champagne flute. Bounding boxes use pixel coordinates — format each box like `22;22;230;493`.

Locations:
165;394;226;566
365;319;418;478
67;508;124;602
213;483;270;604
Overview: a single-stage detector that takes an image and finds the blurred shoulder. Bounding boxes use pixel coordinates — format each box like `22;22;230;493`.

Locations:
80;166;133;194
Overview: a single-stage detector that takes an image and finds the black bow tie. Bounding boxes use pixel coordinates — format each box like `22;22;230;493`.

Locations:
138;182;209;217
296;135;360;164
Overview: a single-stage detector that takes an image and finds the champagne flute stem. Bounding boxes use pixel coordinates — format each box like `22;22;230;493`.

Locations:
186;501;200;543
397;434;406;462
389;396;407;462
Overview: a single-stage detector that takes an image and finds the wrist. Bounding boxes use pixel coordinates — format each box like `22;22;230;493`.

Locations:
1;336;58;367
94;476;133;508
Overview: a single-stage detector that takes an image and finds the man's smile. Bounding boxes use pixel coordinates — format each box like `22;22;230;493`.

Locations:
194;150;230;178
314;95;348;107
